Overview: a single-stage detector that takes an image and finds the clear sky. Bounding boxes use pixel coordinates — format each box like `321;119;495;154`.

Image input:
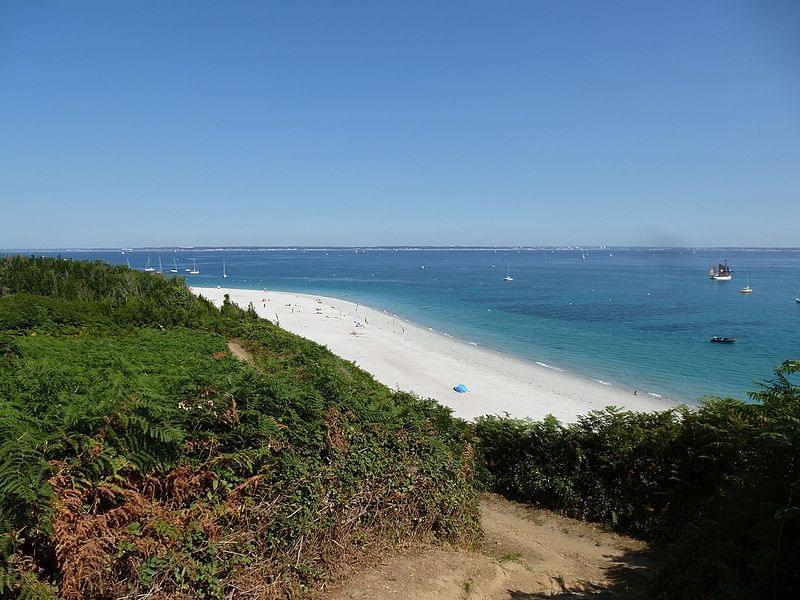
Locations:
1;1;798;248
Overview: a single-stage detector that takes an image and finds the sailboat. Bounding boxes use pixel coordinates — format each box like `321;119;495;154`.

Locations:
188;258;200;275
126;259;131;269
169;257;178;273
740;274;752;294
503;267;514;282
222;259;228;278
709;260;732;281
144;258;155;272
157;257;163;274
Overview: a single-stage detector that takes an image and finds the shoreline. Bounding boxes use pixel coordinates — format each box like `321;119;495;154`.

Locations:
192;286;678;422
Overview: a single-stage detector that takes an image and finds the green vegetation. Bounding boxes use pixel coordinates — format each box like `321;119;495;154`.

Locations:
476;367;800;599
0;256;479;599
2;256;797;599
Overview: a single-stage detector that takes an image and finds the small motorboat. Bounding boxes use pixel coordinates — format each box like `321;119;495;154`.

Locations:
710;337;736;344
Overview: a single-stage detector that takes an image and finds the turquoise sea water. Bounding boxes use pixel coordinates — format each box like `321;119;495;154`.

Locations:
19;248;800;404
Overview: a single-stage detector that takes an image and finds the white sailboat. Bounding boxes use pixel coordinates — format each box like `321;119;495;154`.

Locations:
169;257;178;273
503;266;514;282
222;259;228;278
157;257;163;274
144;258;155;272
740;274;752;294
189;258;199;275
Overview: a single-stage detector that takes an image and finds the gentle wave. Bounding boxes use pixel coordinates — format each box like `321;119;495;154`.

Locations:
595;379;612;386
536;361;566;373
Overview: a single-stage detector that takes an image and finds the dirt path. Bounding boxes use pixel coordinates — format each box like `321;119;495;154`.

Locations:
227;340;254;364
329;494;651;599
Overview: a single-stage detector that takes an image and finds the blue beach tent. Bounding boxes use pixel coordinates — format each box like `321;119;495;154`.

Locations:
453;384;469;393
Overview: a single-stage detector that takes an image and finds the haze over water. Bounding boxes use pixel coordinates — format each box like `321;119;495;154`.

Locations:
25;247;800;404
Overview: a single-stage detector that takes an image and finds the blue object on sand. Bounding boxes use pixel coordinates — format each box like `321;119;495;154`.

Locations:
453;384;469;393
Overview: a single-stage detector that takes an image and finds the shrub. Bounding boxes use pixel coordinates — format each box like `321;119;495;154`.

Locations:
475;361;800;598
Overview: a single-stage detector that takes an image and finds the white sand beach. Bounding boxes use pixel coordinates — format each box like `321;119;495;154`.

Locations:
192;287;677;422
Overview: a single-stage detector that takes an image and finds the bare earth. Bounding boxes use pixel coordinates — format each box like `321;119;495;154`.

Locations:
328;494;651;600
194;287;677;423
226;340;254;364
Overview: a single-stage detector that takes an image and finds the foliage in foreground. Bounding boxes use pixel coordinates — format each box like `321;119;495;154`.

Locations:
476;362;800;599
4;255;797;600
0;256;480;599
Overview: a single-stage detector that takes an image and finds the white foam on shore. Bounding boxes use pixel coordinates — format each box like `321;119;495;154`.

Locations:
192;287;677;423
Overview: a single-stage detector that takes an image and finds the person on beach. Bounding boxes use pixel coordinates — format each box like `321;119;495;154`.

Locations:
633;389;638;396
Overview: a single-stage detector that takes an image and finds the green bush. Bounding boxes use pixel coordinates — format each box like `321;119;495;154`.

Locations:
475;361;800;599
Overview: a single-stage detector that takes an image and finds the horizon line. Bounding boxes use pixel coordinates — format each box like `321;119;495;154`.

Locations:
3;245;800;252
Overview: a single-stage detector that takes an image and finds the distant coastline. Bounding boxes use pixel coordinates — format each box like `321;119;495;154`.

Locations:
6;245;800;253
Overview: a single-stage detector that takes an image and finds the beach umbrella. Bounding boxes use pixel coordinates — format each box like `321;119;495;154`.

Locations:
453;384;469;393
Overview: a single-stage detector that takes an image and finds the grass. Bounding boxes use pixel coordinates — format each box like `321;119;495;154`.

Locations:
462;577;474;594
498;552;523;563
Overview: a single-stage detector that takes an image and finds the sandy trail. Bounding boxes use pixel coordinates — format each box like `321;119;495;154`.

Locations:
328;494;652;599
226;340;254;364
195;287;676;423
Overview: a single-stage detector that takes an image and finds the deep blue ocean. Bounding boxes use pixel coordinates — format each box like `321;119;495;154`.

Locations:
18;248;800;404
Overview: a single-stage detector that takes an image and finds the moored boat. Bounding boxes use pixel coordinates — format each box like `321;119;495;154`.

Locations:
709;260;732;281
710;336;736;344
740;274;752;294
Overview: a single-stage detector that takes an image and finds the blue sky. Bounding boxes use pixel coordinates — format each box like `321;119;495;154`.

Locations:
1;1;798;247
